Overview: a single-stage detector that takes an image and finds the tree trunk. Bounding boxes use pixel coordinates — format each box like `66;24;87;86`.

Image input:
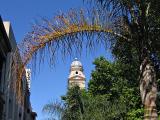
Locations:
140;57;158;120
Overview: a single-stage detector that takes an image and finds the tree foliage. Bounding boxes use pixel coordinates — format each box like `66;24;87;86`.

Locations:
88;0;160;118
88;57;143;119
43;57;145;120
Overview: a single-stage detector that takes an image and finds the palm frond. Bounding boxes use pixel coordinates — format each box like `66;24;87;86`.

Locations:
16;8;129;102
43;101;65;119
20;8;128;69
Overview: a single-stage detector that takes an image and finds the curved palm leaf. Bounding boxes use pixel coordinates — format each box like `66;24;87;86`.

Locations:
21;9;128;67
43;101;65;120
16;8;129;92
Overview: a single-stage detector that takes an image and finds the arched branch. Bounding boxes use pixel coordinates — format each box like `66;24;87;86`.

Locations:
15;8;130;102
21;9;128;68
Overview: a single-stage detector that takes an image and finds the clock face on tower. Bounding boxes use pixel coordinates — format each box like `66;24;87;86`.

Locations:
68;58;86;89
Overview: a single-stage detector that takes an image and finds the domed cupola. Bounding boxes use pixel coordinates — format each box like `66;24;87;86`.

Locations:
70;58;83;71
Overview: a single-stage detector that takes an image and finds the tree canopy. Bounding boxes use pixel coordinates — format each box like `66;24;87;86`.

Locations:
43;57;148;119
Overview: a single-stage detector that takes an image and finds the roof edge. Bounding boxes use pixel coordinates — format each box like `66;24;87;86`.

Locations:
0;16;12;51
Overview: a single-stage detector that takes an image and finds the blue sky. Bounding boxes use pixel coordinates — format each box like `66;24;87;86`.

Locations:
0;0;112;119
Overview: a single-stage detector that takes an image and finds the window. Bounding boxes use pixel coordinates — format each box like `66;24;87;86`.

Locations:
75;71;78;74
0;57;4;120
0;58;4;86
9;99;13;119
27;108;30;113
19;112;22;118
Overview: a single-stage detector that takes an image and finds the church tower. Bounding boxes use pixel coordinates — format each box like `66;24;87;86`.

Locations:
68;58;86;89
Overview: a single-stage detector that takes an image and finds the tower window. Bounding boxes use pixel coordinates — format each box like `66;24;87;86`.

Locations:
75;71;78;74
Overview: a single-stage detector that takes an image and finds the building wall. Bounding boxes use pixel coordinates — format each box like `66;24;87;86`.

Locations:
0;17;36;120
0;16;11;120
69;79;85;89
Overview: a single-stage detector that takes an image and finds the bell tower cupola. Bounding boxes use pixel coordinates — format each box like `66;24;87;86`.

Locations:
68;58;86;89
